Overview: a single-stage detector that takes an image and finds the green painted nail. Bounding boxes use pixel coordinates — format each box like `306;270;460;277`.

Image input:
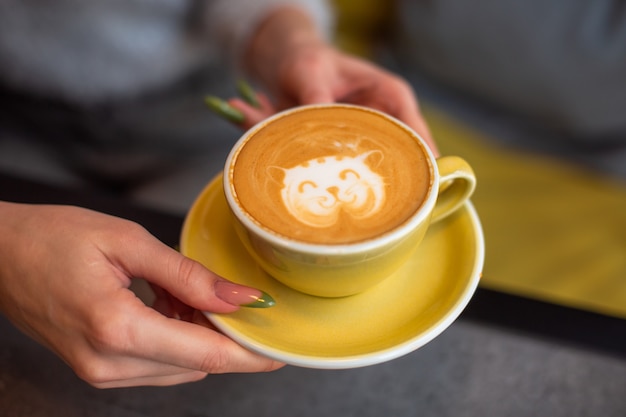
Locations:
237;79;261;108
204;96;245;123
243;291;276;308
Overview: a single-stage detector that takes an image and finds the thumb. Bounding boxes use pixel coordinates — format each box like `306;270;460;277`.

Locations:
282;62;335;106
296;84;334;105
116;230;273;313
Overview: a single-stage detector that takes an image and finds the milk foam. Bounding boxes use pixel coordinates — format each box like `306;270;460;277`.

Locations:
231;106;431;244
270;150;385;228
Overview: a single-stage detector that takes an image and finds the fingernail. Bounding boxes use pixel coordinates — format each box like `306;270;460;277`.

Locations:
237;79;261;108
204;96;245;123
215;280;276;308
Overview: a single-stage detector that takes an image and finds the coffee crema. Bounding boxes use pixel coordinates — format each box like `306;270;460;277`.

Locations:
230;106;431;244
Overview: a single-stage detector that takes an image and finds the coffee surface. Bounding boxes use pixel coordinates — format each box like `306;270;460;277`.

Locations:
230;106;431;244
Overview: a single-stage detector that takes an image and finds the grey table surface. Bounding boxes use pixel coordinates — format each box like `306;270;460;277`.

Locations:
2;312;626;417
1;173;625;417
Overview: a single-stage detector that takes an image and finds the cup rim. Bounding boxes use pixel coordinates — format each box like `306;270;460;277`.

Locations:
223;103;439;255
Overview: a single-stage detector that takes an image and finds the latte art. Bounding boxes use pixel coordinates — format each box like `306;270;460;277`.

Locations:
270;151;385;228
230;106;431;244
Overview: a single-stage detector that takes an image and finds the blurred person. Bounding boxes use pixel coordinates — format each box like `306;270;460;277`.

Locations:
393;0;626;148
0;0;435;388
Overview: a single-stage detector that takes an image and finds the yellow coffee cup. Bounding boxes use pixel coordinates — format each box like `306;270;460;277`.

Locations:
223;104;475;297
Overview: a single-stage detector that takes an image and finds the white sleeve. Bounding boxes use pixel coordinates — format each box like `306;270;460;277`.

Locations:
203;0;334;67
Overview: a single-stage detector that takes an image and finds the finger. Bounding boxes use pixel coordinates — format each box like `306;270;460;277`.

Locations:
80;350;209;388
236;79;261;108
81;298;283;385
350;75;439;157
111;228;270;314
281;63;335;106
389;80;440;156
133;310;284;374
281;47;340;105
204;96;245;124
94;369;208;389
295;84;334;105
228;95;275;130
397;107;440;157
341;88;439;157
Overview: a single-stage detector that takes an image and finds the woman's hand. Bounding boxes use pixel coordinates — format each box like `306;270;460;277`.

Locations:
229;6;438;156
0;202;283;388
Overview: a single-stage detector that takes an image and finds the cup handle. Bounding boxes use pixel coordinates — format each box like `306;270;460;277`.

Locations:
432;156;476;223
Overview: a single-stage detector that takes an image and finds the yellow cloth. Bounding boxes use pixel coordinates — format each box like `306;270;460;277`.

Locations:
424;107;626;319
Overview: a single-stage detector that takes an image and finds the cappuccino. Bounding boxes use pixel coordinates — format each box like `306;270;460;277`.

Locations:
229;106;432;244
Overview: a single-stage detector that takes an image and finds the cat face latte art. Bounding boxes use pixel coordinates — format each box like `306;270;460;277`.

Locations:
224;104;476;297
270;149;385;230
231;106;430;245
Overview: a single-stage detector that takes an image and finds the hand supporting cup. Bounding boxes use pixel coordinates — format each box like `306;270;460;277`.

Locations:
223;104;476;297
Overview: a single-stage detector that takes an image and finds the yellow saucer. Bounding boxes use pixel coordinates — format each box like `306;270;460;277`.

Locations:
181;175;484;369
